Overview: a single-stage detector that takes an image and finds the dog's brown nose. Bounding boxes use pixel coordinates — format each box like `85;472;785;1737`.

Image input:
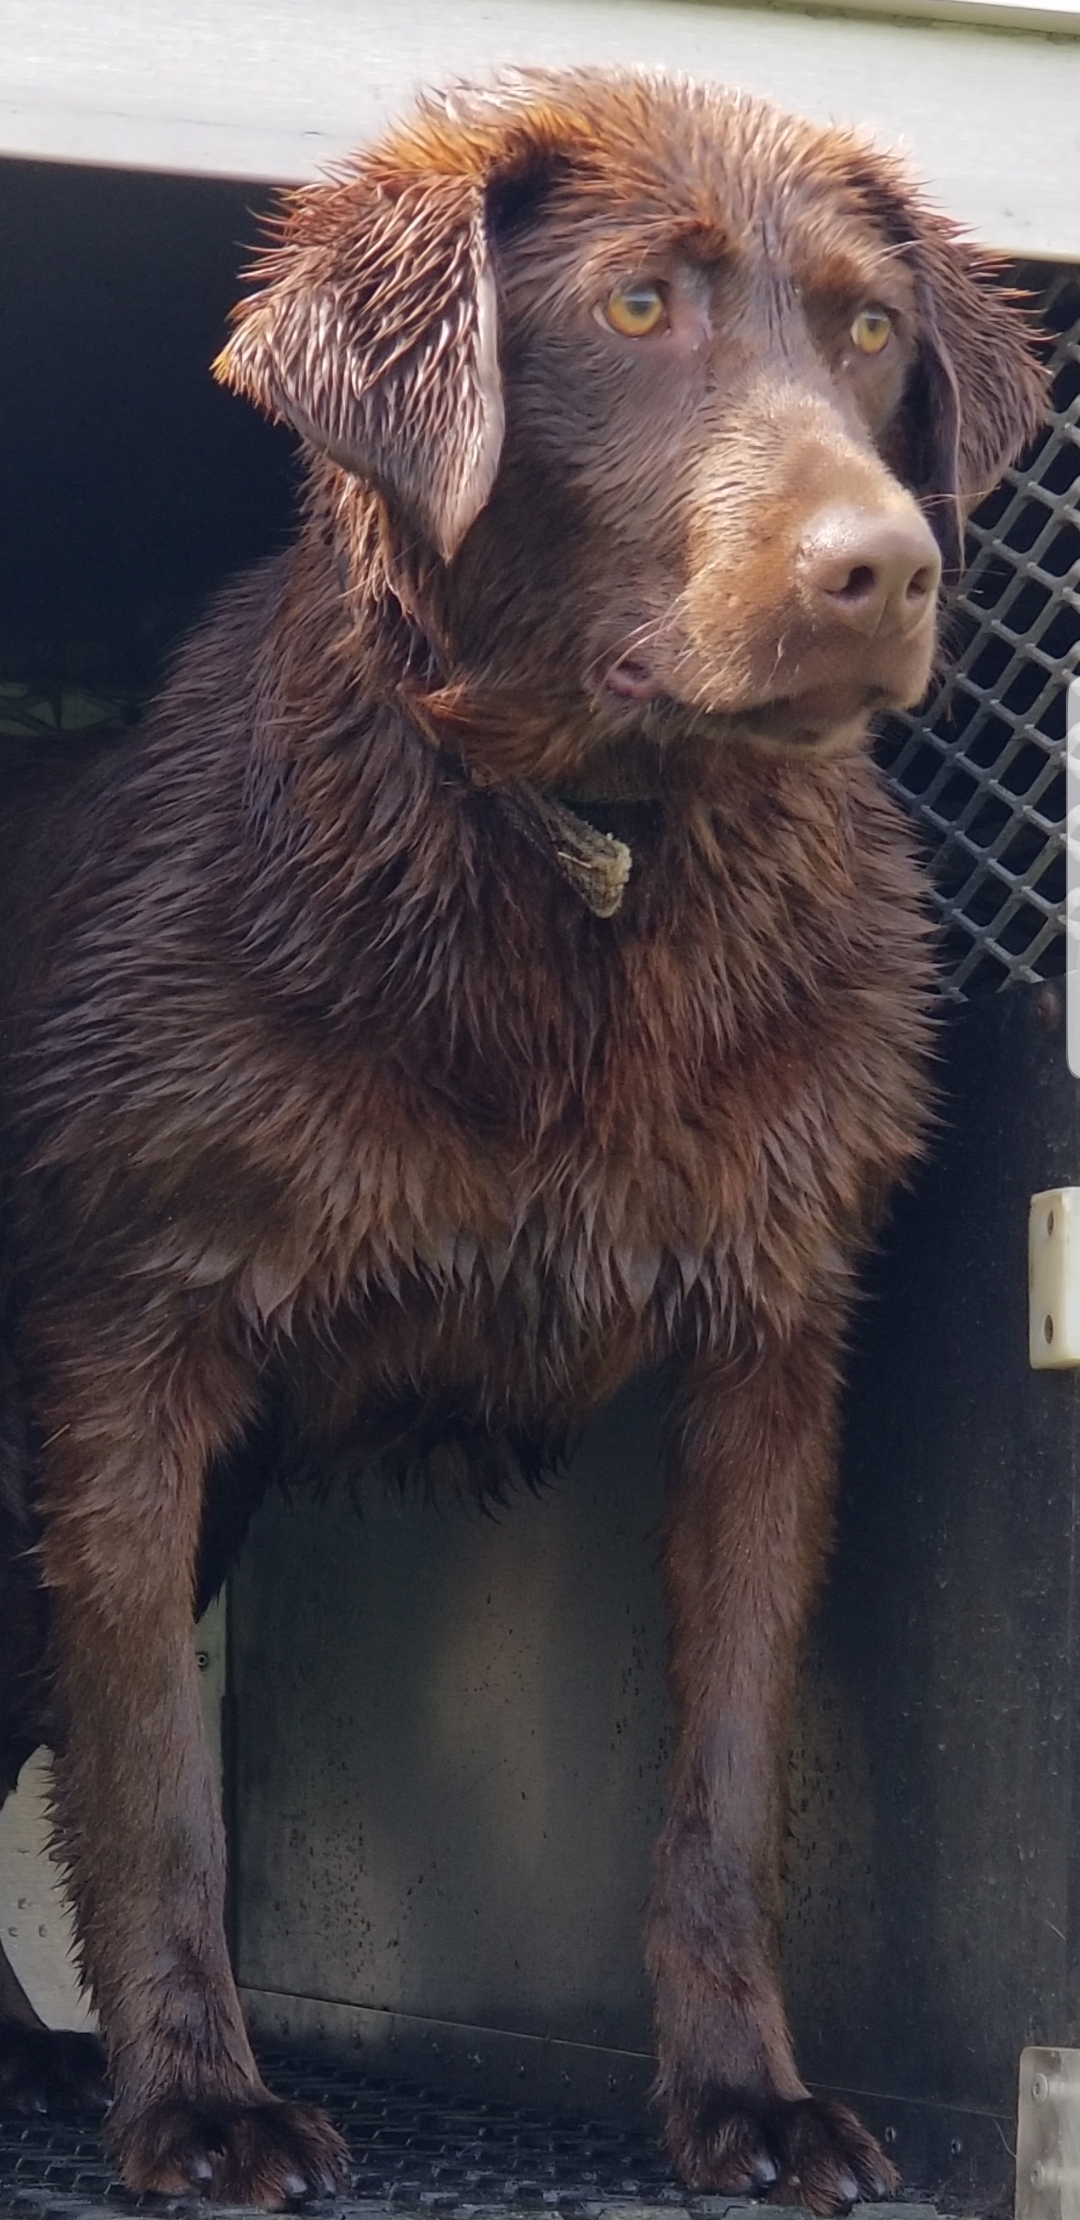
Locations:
798;505;941;638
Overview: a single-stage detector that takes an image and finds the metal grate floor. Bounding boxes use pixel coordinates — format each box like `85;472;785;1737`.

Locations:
0;2048;682;2220
0;2051;932;2220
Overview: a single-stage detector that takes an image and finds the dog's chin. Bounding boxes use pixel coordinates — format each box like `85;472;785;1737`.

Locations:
726;694;880;758
630;678;914;760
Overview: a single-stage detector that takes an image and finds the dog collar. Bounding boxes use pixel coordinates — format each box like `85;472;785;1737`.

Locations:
402;688;633;917
494;783;632;919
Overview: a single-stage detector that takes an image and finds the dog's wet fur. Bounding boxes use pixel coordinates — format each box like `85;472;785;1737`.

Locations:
0;70;1043;2210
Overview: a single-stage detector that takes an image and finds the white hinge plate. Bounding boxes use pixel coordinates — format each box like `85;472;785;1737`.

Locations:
1029;1192;1080;1369
1017;2048;1080;2220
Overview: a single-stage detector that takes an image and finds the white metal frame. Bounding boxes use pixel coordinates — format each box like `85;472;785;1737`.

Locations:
1;0;1078;257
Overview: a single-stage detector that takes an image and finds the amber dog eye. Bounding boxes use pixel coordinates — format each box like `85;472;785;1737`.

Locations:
599;281;668;337
850;305;893;355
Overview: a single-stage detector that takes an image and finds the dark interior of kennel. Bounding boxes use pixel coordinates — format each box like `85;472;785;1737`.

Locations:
0;156;1078;2216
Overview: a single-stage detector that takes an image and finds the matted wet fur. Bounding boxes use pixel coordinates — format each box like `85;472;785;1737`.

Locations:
0;69;1043;2212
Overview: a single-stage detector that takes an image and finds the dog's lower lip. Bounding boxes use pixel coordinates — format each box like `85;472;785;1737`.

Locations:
606;656;659;700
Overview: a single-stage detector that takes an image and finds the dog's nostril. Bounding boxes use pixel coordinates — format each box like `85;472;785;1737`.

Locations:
831;563;877;606
799;504;942;638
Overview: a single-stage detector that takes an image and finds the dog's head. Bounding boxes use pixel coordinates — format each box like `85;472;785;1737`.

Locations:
217;72;1044;782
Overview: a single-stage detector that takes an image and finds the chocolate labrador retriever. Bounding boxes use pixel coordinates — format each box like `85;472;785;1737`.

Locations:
0;67;1043;2212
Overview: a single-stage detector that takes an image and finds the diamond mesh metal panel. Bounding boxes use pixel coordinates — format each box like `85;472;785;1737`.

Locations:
877;262;1080;997
0;685;136;740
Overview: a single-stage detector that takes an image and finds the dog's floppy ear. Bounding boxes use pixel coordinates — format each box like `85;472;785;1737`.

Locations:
903;218;1047;583
215;165;503;563
847;152;1046;583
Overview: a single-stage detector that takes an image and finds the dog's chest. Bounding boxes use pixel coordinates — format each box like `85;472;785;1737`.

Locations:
184;867;880;1402
254;1140;725;1434
238;1031;814;1410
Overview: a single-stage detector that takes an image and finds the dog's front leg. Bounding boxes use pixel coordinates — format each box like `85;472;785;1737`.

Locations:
28;1305;351;2206
647;1325;896;2215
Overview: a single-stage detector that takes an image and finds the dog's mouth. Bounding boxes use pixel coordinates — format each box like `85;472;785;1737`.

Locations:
605;655;660;703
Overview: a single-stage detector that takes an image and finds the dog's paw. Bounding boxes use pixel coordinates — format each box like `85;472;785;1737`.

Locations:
0;2026;109;2115
113;2093;353;2205
667;2088;898;2213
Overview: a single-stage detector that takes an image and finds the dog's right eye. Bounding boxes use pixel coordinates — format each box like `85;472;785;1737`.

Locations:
597;282;668;338
850;305;893;356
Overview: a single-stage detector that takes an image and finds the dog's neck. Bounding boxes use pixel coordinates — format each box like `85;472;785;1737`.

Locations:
396;672;689;919
325;484;677;916
402;691;647;918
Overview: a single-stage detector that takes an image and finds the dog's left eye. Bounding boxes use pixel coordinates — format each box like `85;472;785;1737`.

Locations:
850;305;893;355
598;282;668;337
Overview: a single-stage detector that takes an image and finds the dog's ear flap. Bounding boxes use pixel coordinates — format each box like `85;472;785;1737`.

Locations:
901;220;1046;585
215;168;504;563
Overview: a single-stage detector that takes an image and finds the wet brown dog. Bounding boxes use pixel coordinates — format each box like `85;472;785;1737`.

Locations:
0;69;1043;2212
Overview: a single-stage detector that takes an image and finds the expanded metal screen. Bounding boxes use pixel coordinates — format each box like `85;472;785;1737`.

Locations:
877;261;1080;996
0;685;136;740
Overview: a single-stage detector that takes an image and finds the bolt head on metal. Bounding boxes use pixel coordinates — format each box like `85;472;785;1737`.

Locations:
1033;2074;1051;2103
1032;2161;1047;2187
